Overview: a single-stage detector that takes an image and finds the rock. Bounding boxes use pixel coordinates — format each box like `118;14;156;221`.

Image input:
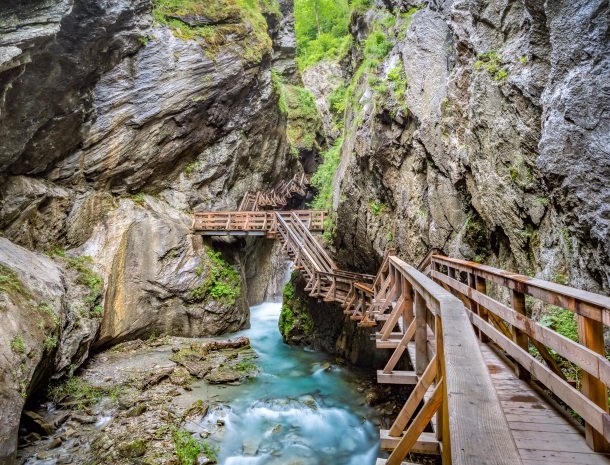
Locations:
205;368;242;384
70;413;96;424
142;367;175;388
21;411;55;436
47;437;62;449
183;400;209;422
169;366;192;387
125;404;147;418
117;438;147;458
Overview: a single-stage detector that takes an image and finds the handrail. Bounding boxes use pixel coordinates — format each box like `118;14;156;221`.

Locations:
430;255;610;451
374;256;521;465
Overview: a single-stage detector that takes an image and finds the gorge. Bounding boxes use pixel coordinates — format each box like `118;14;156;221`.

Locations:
1;0;609;464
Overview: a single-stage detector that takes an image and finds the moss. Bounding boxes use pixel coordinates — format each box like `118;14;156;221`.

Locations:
369;200;387;216
278;280;314;341
509;155;533;188
184;161;202;176
10;335;26;354
192;248;241;305
560;227;573;254
38;303;60;329
131;193;146;205
153;0;276;63
273;71;322;152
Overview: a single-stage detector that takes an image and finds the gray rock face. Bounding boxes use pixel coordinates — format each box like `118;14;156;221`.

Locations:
0;2;299;461
0;0;150;174
0;238;101;462
327;0;610;294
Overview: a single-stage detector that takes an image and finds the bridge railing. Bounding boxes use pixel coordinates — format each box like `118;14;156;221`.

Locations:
376;256;521;465
192;210;326;235
430;255;610;451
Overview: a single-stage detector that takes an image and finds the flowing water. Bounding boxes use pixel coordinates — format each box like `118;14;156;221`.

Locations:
187;301;380;465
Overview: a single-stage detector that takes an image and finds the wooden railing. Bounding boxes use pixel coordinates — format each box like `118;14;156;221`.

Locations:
370;257;521;465
275;212;375;304
192;210;326;236
430;255;610;452
239;173;310;211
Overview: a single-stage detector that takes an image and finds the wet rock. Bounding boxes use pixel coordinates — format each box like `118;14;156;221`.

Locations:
117;438;147;458
183;400;209;422
205;368;242;384
125;404;147;418
22;411;54;436
47;437;62;450
169;366;193;387
70;413;96;424
142;367;175;388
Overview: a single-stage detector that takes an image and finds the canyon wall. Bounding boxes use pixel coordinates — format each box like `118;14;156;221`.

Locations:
0;0;298;461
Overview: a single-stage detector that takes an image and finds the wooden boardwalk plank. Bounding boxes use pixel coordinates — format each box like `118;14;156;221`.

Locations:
480;343;610;465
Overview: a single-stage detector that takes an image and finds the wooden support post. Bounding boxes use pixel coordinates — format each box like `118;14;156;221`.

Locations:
578;315;610;452
475;275;490;342
415;291;428;375
511;289;530;380
402;281;414;329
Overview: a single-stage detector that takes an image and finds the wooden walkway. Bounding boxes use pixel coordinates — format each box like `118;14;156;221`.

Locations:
191;195;610;465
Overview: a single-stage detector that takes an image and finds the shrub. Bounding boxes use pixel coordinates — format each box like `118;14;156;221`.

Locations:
10;336;25;354
0;264;23;294
172;429;208;465
364;31;391;59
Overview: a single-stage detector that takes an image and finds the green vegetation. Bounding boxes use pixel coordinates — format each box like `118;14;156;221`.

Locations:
294;0;351;69
474;50;508;81
509;155;533;187
540;305;578;342
364;31;391;59
38;303;60;329
369;200;387;216
48;375;125;409
273;70;322;152
560;227;573;254
131;193;146;205
43;335;58;351
310;137;343;211
172;428;216;465
138;35;150;45
10;335;26;354
192;248;241;305
47;249;104;312
278;280;314;339
184;161;202;176
152;0;277;62
0;264;23;295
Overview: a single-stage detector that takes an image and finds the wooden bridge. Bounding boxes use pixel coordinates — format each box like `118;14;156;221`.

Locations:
192;203;610;465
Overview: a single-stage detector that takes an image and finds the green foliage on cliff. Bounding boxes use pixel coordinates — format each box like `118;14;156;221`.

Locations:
310;137;343;211
152;0;278;62
0;264;23;295
278;280;314;341
294;0;351;69
192;248;240;305
272;70;322;153
10;335;26;354
474;51;508;81
364;31;391;59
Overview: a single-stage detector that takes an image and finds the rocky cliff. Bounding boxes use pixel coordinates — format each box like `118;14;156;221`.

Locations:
0;0;299;461
283;0;609;363
321;0;610;295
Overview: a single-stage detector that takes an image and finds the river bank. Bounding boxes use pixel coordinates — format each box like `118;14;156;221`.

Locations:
16;302;405;465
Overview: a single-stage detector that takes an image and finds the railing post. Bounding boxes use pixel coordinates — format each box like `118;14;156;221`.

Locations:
510;289;530;381
579;314;610;452
415;291;428;375
471;274;489;343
